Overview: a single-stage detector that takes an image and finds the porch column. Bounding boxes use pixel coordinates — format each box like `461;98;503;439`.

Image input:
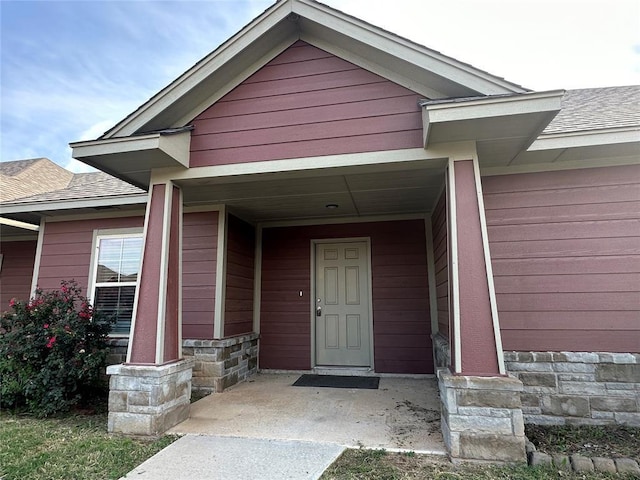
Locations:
107;181;193;436
439;157;525;463
447;158;504;376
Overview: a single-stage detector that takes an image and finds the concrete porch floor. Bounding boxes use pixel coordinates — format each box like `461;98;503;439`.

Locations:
169;373;446;454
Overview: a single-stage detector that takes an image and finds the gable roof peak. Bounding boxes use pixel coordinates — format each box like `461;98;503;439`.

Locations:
96;0;527;141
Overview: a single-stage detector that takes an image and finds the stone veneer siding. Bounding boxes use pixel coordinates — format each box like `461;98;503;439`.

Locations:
438;370;526;463
505;351;640;427
107;334;260;394
107;359;193;436
183;333;259;393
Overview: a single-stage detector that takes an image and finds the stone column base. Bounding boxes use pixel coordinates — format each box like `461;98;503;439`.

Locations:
438;369;526;463
107;358;194;436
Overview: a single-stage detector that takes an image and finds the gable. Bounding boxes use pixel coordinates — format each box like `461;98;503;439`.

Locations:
189;41;423;167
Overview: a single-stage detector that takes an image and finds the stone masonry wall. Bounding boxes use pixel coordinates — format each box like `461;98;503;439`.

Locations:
106;334;259;394
107;359;194;436
438;370;526;463
505;351;640;427
182;333;259;393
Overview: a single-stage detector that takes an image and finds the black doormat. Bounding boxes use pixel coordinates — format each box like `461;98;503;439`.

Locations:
292;374;380;389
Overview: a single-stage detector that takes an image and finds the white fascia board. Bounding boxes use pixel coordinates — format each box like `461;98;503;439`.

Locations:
0;217;40;231
152;148;440;185
71;132;190;168
424;90;564;124
295;0;528;95
0;194;148;215
103;2;293;139
529;127;640;151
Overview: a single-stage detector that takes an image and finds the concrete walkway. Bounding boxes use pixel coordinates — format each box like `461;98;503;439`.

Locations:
121;435;345;480
120;373;445;479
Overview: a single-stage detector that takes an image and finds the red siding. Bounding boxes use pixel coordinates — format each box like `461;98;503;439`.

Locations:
483;164;640;353
259;220;432;374
182;211;218;339
0;240;37;310
431;189;449;338
224;214;255;337
190;41;422;167
38;217;144;293
36;213;219;340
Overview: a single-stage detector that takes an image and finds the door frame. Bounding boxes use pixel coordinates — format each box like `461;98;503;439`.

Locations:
310;237;375;371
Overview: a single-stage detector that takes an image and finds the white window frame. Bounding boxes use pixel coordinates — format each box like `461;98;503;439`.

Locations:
88;228;143;337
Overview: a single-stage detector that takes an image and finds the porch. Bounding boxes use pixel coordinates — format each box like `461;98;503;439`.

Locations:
169;372;446;454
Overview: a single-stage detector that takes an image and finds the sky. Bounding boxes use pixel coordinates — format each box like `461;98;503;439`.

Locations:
1;0;638;173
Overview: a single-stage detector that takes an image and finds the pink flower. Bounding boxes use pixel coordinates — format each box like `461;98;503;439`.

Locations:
61;285;68;293
9;298;16;307
46;336;57;349
43;324;49;329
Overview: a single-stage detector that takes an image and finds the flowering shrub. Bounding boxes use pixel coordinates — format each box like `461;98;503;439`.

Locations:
0;280;114;416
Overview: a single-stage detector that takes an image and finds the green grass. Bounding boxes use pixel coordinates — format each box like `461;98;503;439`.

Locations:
0;413;177;480
320;448;639;480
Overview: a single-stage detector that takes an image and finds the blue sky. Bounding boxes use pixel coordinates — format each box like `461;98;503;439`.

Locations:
1;0;638;172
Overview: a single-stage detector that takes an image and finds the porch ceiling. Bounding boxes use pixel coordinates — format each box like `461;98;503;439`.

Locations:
178;160;446;222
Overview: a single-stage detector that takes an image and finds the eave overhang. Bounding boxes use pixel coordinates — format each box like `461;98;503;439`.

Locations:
70;130;191;189
422;90;565;167
97;0;528;141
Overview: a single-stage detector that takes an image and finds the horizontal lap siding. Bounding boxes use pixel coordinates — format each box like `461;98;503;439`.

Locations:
431;189;449;338
190;41;422;167
0;240;37;309
483;164;640;352
37;217;144;293
224;214;255;337
260;220;432;373
183;211;218;339
36;214;218;339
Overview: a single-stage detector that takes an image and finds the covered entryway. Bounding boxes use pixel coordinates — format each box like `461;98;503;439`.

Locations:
170;373;445;453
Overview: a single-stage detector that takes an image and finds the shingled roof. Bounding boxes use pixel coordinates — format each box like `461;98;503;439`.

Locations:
543;85;640;135
0;158;144;205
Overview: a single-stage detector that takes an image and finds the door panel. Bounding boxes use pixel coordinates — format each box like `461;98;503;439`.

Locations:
315;242;371;367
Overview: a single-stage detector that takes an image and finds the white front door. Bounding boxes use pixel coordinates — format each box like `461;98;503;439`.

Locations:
315;241;371;367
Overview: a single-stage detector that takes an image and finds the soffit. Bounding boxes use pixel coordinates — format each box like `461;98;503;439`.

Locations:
177;159;446;222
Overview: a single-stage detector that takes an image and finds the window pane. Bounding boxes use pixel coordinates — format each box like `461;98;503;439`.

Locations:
96;237;142;283
96;238;123;283
94;285;136;333
120;237;143;282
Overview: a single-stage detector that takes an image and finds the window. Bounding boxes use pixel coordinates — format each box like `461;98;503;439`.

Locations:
91;234;143;334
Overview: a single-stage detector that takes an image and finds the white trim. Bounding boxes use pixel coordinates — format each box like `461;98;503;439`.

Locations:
424;215;439;340
214;206;228;339
183;204;224;214
259;212;429;229
530;126;640;151
446;160;461;374
0;194;148;216
253;225;263;334
87;229;144;336
177;187;184;359
43;209;146;223
128;185;157;363
310;237;374;371
152;148;438;183
155;183;173;364
0;217;39;231
30;218;46;298
481;155;640;176
471;159;505;375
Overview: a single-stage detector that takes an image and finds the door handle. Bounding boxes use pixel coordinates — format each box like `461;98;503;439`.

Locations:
316;306;322;317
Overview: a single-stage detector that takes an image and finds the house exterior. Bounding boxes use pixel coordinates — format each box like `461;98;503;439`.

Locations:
1;0;638;463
